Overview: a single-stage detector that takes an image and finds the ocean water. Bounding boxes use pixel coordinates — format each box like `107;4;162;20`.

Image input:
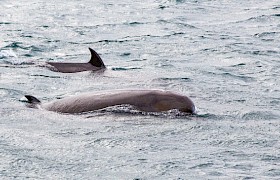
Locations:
1;0;280;179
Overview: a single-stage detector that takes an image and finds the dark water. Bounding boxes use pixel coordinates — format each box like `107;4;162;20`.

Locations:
1;0;280;179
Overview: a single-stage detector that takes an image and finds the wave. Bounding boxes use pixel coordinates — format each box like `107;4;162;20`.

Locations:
3;42;44;52
0;49;18;59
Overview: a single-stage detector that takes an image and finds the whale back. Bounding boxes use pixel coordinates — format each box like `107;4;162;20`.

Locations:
47;48;105;73
24;90;196;114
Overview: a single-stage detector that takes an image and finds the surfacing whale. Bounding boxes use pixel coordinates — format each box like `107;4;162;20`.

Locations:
47;48;105;73
25;90;195;114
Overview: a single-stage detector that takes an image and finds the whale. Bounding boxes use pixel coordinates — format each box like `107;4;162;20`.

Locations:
24;90;195;114
47;48;106;73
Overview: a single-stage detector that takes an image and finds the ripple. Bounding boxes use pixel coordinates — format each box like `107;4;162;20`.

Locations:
241;111;278;120
153;77;191;82
120;52;131;56
30;74;61;79
111;67;142;71
245;14;278;22
206;71;255;83
0;22;12;25
270;98;280;105
254;32;280;41
231;63;246;67
125;21;144;26
53;128;84;137
265;169;280;177
189;162;214;169
261;154;280;162
254;31;279;37
272;14;280;17
94;39;131;44
245;50;279;56
195;113;222;120
223;72;255;81
84;137;140;149
0;88;25;97
4;42;24;49
92;31;186;44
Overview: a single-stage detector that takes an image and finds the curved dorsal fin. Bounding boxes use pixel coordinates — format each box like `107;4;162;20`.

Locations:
88;48;105;68
25;95;41;104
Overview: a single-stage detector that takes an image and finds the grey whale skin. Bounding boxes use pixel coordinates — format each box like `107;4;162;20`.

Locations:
25;90;196;114
47;48;105;73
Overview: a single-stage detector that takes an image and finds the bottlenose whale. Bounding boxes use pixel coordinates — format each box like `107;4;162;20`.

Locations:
47;48;105;73
25;90;195;114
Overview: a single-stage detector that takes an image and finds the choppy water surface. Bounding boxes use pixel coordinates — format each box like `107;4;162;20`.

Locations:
1;0;280;179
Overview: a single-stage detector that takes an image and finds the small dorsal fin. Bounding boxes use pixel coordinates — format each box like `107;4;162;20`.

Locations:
88;48;105;68
25;95;41;104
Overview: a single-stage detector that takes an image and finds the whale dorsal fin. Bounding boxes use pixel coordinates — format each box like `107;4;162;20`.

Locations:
25;95;41;104
88;48;105;68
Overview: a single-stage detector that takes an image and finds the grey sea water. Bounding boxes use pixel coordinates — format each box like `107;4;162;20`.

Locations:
1;0;280;179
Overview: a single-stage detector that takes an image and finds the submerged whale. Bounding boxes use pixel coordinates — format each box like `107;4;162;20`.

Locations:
47;48;106;73
25;90;195;114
